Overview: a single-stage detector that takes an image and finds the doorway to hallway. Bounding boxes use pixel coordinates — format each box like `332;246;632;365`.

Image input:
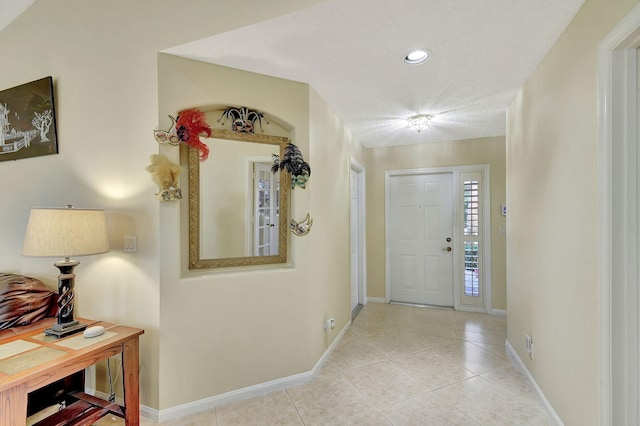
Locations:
350;157;366;319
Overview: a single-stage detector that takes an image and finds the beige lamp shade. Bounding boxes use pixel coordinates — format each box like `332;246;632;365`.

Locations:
22;207;110;258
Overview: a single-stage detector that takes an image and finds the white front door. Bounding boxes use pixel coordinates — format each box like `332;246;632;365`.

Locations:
389;173;454;306
350;168;360;312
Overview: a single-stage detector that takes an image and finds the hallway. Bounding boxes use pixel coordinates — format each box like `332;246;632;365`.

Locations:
125;302;554;425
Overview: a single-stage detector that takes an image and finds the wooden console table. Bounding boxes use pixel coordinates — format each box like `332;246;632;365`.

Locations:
0;318;144;425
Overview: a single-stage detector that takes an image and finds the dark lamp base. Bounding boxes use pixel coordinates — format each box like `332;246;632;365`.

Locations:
44;321;87;338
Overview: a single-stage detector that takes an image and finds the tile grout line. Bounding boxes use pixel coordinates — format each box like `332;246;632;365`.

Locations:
283;387;306;426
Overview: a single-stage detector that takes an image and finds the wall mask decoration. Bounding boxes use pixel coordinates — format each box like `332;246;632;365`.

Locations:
0;76;58;162
154;108;212;161
153;115;180;146
271;143;311;189
290;213;313;237
146;154;183;201
218;106;268;134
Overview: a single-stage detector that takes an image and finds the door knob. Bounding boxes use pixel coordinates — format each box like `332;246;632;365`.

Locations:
443;247;452;252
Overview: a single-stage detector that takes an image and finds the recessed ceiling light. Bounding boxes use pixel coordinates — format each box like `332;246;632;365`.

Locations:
404;49;429;65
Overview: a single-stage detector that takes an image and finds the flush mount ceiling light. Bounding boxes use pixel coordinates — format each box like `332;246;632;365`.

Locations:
403;49;429;65
407;114;432;133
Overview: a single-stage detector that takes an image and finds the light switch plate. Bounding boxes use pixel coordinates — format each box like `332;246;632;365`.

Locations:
124;235;137;253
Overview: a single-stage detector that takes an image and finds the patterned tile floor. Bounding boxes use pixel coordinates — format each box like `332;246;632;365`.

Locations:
97;302;555;425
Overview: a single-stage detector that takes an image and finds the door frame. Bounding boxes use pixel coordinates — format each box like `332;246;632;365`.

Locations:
598;4;640;424
385;164;491;312
350;157;367;308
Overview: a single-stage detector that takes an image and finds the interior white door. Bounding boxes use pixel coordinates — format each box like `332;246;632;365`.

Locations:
389;173;454;306
350;168;359;312
253;162;279;256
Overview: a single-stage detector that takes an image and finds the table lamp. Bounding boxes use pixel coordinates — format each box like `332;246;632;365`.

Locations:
22;205;110;337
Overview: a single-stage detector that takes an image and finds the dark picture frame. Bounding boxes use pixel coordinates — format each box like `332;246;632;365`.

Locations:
0;76;58;162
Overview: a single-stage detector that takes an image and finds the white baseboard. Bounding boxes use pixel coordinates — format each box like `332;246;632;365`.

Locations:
456;305;488;313
366;297;387;303
505;340;563;425
491;309;507;316
131;319;352;423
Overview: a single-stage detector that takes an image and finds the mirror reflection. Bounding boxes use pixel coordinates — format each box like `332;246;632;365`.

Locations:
189;129;290;269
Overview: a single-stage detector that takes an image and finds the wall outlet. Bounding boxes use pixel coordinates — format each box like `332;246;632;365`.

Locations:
525;334;534;359
324;318;336;332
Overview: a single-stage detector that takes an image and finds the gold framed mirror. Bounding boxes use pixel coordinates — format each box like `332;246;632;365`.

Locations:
188;129;290;269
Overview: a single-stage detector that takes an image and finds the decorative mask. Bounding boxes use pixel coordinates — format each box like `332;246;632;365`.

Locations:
271;143;311;189
154;108;212;161
218;106;268;134
146;154;183;201
290;214;313;236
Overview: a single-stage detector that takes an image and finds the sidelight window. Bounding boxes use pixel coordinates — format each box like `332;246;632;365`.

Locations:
463;180;480;298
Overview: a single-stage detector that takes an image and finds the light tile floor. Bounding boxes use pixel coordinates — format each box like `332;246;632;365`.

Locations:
98;302;555;425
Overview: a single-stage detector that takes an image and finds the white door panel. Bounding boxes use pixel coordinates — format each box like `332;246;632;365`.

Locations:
253;163;278;256
390;173;453;306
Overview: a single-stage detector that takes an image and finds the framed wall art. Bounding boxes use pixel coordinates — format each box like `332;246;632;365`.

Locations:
0;76;58;162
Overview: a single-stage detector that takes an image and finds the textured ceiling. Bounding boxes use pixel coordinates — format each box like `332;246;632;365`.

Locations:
165;0;585;148
1;1;586;149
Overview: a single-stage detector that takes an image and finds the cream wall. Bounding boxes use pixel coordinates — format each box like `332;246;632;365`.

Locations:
0;0;333;413
365;137;507;310
308;87;368;359
8;0;622;420
158;54;365;409
505;0;639;424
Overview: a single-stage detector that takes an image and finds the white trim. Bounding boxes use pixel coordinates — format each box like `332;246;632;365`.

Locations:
505;340;563;426
598;5;640;424
135;320;352;423
455;305;487;314
158;372;313;423
483;167;492;314
140;405;158;422
452;171;462;309
350;156;367;307
384;164;491;312
598;25;614;426
491;309;507;317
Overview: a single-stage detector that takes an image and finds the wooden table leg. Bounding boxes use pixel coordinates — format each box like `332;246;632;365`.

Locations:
1;383;28;426
122;337;140;425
